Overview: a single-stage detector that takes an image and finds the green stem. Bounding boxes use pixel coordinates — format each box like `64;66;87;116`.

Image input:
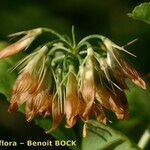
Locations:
42;27;71;47
48;47;69;56
77;34;106;49
71;25;76;48
138;126;150;149
75;41;92;54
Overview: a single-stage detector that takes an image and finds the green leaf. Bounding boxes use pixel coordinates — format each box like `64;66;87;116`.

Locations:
18;107;79;150
82;120;142;150
0;43;17;96
128;2;150;24
126;81;150;120
35;117;79;150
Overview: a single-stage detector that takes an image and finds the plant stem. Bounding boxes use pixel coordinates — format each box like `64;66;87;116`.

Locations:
138;127;150;149
71;25;76;48
77;34;106;49
42;27;71;46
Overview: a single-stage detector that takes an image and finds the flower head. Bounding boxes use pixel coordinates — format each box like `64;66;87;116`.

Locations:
0;27;146;136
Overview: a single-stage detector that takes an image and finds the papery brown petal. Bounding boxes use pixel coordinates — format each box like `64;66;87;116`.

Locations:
8;93;20;112
32;90;45;110
25;97;35;122
26;90;51;118
8;94;20;112
81;69;95;118
8;101;18;112
96;86;111;109
26;110;35;122
121;59;146;89
46;98;63;133
0;37;32;59
65;117;77;128
18;92;31;105
10;72;39;114
78;91;88;121
8;92;27;112
100;57;128;90
97;85;128;119
79;49;96;119
12;73;28;94
13;72;39;94
65;95;79;128
65;70;80;128
38;95;52;117
92;103;107;124
113;67;128;90
8;90;32;112
113;89;129;119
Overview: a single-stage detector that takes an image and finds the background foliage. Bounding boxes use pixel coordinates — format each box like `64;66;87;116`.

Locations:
0;0;149;149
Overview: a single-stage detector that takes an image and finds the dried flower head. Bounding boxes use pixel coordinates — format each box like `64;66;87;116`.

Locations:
0;27;146;135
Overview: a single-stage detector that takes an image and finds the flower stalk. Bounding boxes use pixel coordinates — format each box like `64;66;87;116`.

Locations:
138;126;150;149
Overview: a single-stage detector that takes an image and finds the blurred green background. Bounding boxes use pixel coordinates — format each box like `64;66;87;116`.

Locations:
0;0;149;149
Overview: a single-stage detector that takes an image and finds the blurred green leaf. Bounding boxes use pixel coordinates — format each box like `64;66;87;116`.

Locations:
128;2;150;24
0;58;16;96
126;81;150;120
0;41;7;48
0;42;16;96
82;120;142;150
35;117;79;150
